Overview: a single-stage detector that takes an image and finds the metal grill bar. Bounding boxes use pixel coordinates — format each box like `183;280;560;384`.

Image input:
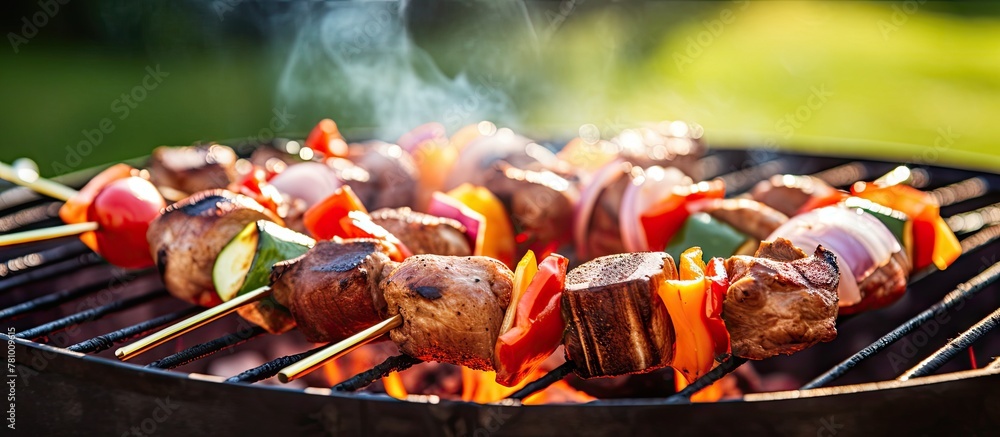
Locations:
947;202;1000;234
0;201;61;233
665;357;748;403
931;176;989;207
506;361;576;401
0;241;92;279
897;306;1000;381
332;355;423;392
15;289;168;341
0;279;114;322
0;253;103;292
812;161;868;187
720;159;789;195
146;326;267;370
0;186;46;212
800;261;1000;389
226;345;328;384
67;307;201;354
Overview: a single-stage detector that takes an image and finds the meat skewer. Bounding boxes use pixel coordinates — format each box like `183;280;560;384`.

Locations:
274;238;840;385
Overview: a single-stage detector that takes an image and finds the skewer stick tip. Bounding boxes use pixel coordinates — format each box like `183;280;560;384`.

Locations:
277;314;402;383
115;285;272;361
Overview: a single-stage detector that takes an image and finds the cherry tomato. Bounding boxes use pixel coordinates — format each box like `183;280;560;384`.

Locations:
88;177;166;269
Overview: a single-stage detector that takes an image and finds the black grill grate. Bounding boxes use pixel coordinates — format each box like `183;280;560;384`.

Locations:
2;149;999;412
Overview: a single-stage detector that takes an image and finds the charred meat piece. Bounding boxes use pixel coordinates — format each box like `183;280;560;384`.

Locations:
344;141;419;211
697;198;789;241
483;164;576;255
750;174;836;217
723;239;840;360
382;255;513;371
271;239;392;343
369;208;472;256
148;145;238;195
147;190;280;307
842;251;910;316
562;252;677;378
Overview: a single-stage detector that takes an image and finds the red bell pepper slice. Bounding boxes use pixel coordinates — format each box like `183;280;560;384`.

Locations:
494;253;569;387
851;182;961;271
303;186;410;260
305;119;349;158
303;185;368;240
640;180;725;252
705;257;732;357
231;166;284;215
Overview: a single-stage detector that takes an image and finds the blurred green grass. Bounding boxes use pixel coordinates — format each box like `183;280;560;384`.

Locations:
1;1;998;175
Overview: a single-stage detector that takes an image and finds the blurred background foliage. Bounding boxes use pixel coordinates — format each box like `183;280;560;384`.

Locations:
1;0;999;175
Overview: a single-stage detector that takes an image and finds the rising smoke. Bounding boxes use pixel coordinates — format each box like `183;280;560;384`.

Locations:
273;1;520;140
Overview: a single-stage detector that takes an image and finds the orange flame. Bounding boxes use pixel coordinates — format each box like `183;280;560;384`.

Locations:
674;368;725;402
320;344;384;386
383;372;408;400
460;367;595;405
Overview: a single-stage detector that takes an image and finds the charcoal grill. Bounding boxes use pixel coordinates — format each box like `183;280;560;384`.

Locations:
2;140;1000;435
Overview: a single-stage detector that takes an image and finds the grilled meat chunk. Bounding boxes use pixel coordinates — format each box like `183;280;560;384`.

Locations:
482;164;576;256
148;145;238;195
584;174;630;259
344;142;419;211
723;239;840;360
562;252;677;378
147;190;280;307
842;251;910;316
271;239;392;343
382;255;513;371
750;174;836;217
444;133;540;190
698;198;789;241
369;208;472;256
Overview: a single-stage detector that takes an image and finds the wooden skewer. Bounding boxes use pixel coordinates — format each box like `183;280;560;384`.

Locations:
277;314;403;383
115;285;273;361
0;161;79;202
0;222;99;246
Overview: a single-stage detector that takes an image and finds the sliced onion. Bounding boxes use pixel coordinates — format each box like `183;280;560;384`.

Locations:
768;206;901;306
397;122;447;154
573;159;626;259
619;166;691;252
427;191;485;252
267;162;343;208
